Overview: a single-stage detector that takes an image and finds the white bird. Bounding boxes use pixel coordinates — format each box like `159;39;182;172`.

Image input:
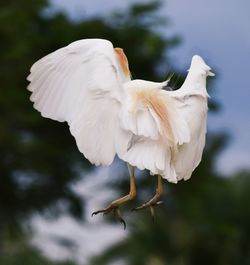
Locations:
27;38;214;227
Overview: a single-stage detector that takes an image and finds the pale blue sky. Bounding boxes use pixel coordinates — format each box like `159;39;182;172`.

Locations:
49;0;250;175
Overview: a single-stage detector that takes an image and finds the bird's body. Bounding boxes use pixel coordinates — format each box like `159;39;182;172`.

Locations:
27;38;214;225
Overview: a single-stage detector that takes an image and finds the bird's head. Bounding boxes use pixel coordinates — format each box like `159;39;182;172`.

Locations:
188;55;215;77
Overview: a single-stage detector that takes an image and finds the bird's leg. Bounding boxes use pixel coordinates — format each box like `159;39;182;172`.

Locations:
132;175;163;219
92;164;136;229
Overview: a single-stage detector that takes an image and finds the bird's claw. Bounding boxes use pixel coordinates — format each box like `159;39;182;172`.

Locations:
132;200;163;220
91;206;114;216
132;200;163;211
92;205;126;230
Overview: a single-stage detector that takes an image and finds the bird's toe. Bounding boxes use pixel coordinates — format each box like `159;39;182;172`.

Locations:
91;205;127;229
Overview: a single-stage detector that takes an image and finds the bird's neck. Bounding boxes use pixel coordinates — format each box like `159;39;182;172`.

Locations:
181;71;208;96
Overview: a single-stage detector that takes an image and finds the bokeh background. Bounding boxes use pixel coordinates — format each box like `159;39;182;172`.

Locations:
1;0;250;264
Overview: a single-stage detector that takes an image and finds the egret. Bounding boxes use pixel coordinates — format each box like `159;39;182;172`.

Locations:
27;38;214;228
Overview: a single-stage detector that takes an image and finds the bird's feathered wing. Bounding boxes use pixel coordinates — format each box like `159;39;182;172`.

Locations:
173;94;208;181
117;55;211;183
167;55;210;181
27;39;130;165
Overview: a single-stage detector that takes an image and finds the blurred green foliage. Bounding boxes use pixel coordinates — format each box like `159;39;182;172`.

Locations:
0;0;250;264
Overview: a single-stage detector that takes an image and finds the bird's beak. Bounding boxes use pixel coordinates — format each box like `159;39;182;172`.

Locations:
208;71;215;76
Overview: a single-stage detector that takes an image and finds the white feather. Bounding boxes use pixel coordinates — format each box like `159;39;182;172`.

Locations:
117;55;211;182
27;39;129;166
27;39;212;184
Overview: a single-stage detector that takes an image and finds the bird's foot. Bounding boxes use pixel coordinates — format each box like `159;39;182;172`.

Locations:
132;175;164;220
132;197;163;220
92;205;126;230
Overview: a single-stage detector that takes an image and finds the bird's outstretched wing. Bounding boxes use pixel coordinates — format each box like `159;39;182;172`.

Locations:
117;54;212;182
27;39;130;166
